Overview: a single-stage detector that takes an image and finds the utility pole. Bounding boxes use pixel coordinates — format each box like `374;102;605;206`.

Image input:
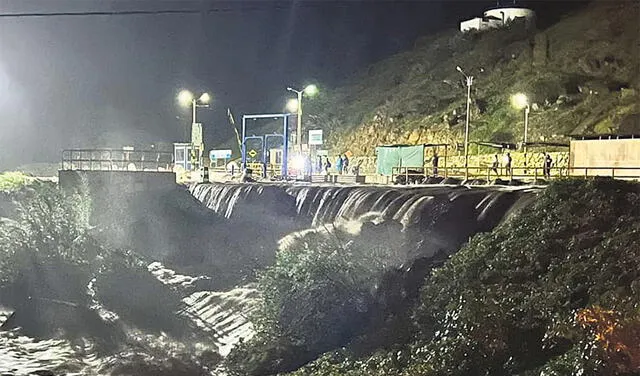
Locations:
287;85;318;155
457;66;473;180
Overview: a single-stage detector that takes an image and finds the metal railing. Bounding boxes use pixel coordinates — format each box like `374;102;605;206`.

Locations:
61;148;174;172
391;165;640;183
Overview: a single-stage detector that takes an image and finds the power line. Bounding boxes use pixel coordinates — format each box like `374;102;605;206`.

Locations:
0;2;357;19
0;3;334;19
0;8;222;18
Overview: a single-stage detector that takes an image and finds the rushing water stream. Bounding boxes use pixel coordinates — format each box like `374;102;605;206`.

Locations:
0;182;539;375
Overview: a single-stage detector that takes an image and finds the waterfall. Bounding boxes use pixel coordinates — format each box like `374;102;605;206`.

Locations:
190;183;539;261
191;183;537;231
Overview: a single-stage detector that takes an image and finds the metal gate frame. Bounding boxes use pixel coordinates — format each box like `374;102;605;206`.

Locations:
241;113;290;177
243;136;265;163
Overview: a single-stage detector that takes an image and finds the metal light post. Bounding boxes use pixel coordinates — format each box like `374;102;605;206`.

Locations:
524;104;530;153
456;66;473;180
178;90;210;169
511;93;530;172
286;84;318;154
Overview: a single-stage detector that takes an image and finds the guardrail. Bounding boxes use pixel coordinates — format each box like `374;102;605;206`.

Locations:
391;165;640;183
61;149;174;172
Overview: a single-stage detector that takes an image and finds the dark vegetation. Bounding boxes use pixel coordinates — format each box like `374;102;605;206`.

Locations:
225;179;640;375
0;182;219;373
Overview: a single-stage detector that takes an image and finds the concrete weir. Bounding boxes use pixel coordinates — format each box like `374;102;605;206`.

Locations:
190;182;541;259
58;170;177;222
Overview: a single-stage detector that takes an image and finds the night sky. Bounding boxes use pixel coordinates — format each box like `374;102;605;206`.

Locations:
0;0;588;168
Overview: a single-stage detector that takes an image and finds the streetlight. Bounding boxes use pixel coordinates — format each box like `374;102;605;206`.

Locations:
286;84;318;153
177;90;211;170
511;92;530;171
178;90;210;126
456;66;473;180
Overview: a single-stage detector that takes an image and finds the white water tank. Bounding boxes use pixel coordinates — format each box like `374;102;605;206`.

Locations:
483;7;535;26
460;6;535;33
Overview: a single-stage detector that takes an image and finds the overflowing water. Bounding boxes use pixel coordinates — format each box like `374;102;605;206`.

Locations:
190;183;538;258
0;182;539;375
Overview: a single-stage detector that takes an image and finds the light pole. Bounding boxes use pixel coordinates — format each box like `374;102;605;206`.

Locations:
456;66;473;180
179;90;210;125
178;90;210;169
286;84;318;154
511;93;530;171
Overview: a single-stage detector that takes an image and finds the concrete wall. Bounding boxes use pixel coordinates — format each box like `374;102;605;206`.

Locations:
460;18;483;32
460;17;503;32
569;138;640;178
484;8;535;25
58;170;178;227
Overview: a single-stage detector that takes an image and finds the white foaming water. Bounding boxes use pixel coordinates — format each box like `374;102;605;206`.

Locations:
0;330;81;375
147;262;258;357
0;262;259;375
148;261;210;288
182;287;258;357
191;183;538;230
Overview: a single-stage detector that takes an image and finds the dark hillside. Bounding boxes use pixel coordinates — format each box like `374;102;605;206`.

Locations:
299;0;639;156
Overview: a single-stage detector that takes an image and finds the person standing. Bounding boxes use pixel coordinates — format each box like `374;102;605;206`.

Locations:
336;155;343;175
544;153;553;179
342;154;350;174
504;152;512;177
324;157;331;175
432;151;439;177
491;154;499;177
316;156;323;174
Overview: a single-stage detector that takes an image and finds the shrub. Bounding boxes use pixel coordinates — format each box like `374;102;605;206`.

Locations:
274;179;640;376
225;230;395;375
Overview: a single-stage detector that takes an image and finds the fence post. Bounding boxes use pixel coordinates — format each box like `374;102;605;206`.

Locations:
405;167;408;185
585;168;588;178
611;168;615;178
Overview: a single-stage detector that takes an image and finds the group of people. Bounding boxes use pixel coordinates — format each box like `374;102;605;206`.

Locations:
489;152;554;178
315;154;353;175
431;151;555;179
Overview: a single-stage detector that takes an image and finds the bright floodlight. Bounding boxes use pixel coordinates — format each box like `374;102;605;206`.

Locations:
199;92;211;104
303;84;318;96
456;66;463;73
178;90;194;106
292;154;306;172
511;93;529;110
286;98;299;113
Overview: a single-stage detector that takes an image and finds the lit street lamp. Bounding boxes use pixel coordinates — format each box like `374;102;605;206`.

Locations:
511;93;530;171
286;84;318;153
178;90;211;170
456;66;473;180
178;90;210;126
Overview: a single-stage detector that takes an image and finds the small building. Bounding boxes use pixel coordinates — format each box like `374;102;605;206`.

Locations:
569;134;640;179
173;142;193;171
460;5;535;33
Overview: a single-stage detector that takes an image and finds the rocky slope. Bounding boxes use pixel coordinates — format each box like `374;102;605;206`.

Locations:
302;0;639;156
